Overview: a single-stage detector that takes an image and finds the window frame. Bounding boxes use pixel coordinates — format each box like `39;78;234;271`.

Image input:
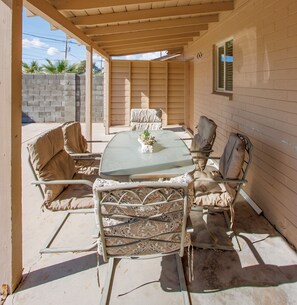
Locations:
214;38;233;94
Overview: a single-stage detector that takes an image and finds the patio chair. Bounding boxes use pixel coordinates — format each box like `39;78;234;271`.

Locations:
192;132;253;250
62;121;108;175
130;108;162;131
93;175;193;305
190;115;217;171
27;125;98;253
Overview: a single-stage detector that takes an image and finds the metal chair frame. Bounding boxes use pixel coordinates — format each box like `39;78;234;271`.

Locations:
192;133;253;251
93;181;192;305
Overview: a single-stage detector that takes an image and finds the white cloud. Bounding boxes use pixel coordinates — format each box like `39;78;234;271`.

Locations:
47;47;63;57
22;38;48;49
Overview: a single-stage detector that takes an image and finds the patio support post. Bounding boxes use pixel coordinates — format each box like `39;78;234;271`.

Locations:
85;46;93;151
0;0;23;294
104;59;110;134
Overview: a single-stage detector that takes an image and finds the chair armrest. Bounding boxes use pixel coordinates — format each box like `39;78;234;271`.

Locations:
70;153;101;160
190;149;214;154
86;140;109;143
194;177;247;184
31;179;93;188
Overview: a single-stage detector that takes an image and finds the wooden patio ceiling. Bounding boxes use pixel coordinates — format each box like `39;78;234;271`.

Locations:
24;0;234;59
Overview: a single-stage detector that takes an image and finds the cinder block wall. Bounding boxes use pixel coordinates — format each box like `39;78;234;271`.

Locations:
184;0;297;247
22;73;104;123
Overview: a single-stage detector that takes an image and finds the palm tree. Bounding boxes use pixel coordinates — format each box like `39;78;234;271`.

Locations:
76;60;103;75
42;59;79;74
22;60;43;73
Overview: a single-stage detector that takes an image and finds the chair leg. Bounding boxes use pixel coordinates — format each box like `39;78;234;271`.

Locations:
40;209;98;254
99;256;190;305
175;254;191;305
100;258;116;305
190;206;240;251
202;208;219;244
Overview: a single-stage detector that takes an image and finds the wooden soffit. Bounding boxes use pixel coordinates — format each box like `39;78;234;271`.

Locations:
24;0;235;58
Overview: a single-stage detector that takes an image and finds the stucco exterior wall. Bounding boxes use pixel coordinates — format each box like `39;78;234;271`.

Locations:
22;74;104;123
184;0;297;247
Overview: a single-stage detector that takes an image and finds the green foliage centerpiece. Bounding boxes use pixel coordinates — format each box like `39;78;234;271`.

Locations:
138;130;156;153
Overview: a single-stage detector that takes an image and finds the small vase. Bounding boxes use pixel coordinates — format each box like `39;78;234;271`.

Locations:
138;138;154;153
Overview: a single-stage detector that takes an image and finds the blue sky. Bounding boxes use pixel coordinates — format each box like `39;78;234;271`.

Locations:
22;8;165;67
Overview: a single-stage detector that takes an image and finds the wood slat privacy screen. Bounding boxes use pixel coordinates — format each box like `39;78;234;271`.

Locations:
110;60;185;126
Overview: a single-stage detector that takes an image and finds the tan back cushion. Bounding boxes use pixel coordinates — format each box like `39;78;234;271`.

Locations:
131;109;162;131
191;116;217;171
131;108;162;123
27;126;76;203
196;116;217;147
219;133;245;188
40;150;76;203
27;126;64;172
62;122;88;154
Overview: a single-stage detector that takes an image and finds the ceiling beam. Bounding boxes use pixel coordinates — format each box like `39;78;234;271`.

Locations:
83;14;218;36
112;47;184;57
103;37;192;51
24;0;110;59
106;40;187;52
99;33;197;48
110;44;185;56
71;1;234;26
104;37;193;52
52;0;167;11
92;24;207;42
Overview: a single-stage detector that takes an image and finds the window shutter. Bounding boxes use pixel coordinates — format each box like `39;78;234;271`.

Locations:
218;46;224;89
225;40;233;91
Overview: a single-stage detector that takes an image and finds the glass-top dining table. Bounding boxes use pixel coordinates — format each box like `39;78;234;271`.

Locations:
99;130;195;181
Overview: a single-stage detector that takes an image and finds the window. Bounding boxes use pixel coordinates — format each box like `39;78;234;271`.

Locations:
215;39;233;93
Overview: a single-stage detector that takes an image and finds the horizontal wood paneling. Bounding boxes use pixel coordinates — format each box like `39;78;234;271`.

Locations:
110;60;185;126
184;0;297;248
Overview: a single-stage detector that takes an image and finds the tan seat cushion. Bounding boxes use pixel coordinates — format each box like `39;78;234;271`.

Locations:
45;173;96;211
74;159;100;175
193;168;233;207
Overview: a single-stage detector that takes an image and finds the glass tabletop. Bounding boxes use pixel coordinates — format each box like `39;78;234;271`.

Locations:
99;130;195;181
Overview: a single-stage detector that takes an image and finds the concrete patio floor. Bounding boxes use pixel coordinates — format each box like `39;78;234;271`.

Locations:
3;123;297;305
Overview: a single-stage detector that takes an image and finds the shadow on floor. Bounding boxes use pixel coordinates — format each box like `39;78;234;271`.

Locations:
16;253;98;291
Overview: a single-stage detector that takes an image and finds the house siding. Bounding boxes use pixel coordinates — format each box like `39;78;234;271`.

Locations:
110;60;185;126
184;0;297;247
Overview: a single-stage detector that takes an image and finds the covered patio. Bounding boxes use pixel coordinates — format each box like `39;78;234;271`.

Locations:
1;0;297;304
2;123;297;305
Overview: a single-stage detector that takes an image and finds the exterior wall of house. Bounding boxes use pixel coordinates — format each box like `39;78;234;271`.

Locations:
22;74;104;123
109;60;185;126
184;0;297;248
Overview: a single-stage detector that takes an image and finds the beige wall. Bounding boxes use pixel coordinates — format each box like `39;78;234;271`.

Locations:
109;60;185;126
184;0;297;247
